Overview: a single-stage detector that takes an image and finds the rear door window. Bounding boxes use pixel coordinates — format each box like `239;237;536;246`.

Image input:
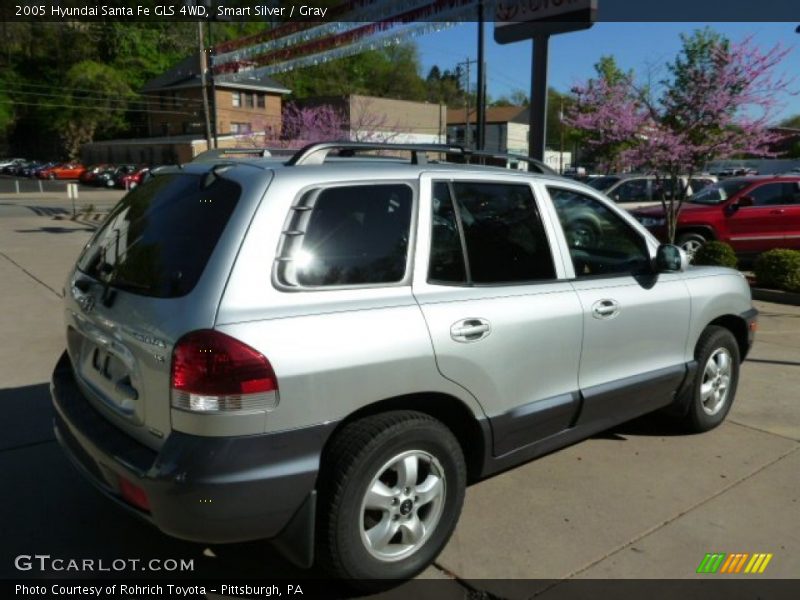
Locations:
77;173;240;298
289;184;413;287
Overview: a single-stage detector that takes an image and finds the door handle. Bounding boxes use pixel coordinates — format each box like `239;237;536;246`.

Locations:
592;299;620;319
769;209;785;214
450;318;491;342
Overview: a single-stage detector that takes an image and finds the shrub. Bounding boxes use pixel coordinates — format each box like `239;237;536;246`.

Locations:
692;241;738;269
754;249;800;292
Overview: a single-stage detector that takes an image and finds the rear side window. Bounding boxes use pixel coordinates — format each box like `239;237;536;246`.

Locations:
282;184;413;287
429;181;555;285
77;173;240;298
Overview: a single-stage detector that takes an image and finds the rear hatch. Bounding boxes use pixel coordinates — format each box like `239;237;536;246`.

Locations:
64;166;270;450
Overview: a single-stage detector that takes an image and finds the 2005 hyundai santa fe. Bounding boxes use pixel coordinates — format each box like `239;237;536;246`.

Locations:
51;142;757;584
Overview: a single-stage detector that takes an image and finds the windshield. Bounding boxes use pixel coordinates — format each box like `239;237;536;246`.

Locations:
587;176;620;192
688;180;752;205
77;173;241;298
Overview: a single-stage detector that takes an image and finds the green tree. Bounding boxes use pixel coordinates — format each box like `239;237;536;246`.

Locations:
54;61;132;159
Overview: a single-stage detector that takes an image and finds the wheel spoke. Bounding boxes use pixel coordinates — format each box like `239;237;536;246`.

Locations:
365;480;395;511
717;351;730;374
700;381;714;400
704;361;718;379
396;454;419;489
399;515;425;545
365;515;400;552
414;474;443;507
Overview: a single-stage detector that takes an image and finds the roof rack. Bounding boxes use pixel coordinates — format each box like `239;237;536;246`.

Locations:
285;141;463;166
192;147;273;162
284;141;558;175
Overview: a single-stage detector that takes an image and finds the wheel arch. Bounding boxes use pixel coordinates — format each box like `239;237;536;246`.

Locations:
707;314;750;361
676;225;717;241
320;392;488;484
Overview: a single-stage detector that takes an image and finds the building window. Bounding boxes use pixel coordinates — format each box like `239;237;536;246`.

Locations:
245;93;254;108
230;122;251;134
257;93;265;108
232;92;241;107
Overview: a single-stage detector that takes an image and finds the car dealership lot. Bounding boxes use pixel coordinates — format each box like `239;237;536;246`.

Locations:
0;203;797;597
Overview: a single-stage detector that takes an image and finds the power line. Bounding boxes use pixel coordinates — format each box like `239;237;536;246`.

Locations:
0;99;194;115
0;86;190;109
3;79;208;105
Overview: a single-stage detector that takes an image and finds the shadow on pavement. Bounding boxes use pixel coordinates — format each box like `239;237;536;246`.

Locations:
15;227;94;234
746;358;800;367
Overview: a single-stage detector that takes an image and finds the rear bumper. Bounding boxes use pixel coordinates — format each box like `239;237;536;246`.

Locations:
51;351;335;545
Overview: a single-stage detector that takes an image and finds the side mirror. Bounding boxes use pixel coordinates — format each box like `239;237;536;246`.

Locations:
735;196;754;208
655;244;688;273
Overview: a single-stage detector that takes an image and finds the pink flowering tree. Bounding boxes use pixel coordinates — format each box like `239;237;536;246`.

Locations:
566;30;793;243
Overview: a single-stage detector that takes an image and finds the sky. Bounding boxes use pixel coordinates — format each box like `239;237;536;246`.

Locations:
415;22;800;123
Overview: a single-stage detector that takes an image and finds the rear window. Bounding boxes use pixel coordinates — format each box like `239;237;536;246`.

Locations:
76;173;240;298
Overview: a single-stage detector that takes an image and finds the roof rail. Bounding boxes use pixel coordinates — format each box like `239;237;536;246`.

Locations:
191;147;272;162
285;141;559;175
461;150;558;176
285;141;464;166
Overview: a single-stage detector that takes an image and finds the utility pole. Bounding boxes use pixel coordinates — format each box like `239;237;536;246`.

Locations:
198;22;213;150
559;97;564;174
476;1;487;150
458;58;477;149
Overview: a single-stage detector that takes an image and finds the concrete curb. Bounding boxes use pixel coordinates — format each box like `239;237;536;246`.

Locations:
751;286;800;306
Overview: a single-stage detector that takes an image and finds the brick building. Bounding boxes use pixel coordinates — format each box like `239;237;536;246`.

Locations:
140;53;290;138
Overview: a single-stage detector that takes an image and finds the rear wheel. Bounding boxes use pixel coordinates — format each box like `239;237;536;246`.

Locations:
680;326;740;432
316;411;466;586
677;232;707;261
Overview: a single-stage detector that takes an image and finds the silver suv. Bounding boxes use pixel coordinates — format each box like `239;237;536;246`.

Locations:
51;142;757;585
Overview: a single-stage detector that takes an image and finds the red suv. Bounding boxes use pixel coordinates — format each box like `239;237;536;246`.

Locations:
633;176;800;258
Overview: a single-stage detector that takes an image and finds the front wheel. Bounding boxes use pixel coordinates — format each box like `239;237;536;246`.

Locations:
677;232;707;261
681;326;740;432
316;411;466;585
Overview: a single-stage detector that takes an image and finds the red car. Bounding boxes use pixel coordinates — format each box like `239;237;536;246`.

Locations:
633;176;800;258
38;162;86;180
79;164;112;184
115;166;150;190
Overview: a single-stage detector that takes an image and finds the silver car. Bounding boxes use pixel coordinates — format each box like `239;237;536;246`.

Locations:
52;142;756;586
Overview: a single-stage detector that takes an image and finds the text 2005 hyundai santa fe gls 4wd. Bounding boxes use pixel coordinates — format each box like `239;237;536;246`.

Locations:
51;142;757;584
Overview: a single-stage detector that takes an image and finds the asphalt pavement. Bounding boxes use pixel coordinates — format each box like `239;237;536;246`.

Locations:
0;201;797;598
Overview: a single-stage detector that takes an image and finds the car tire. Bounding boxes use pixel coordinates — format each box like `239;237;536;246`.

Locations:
677;232;707;261
48;174;55;180
316;410;465;587
680;326;740;433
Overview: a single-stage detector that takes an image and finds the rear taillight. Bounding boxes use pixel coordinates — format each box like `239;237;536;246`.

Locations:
171;330;279;414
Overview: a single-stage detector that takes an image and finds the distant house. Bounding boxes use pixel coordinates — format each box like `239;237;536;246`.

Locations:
140;53;290;138
447;105;571;172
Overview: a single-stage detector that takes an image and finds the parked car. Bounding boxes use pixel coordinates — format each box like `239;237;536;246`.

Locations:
588;174;718;210
0;158;26;173
52;142;756;586
17;161;42;177
38;162;86;180
30;161;58;178
633;176;800;258
94;164;137;187
116;166;150;189
79;164;112;185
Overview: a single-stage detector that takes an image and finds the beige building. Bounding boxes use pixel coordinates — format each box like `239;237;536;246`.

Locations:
300;94;447;144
